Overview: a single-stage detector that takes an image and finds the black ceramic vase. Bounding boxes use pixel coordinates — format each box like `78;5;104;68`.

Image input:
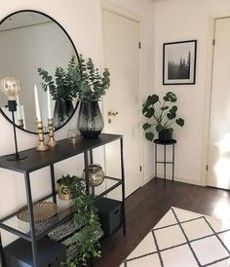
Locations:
159;129;172;142
77;101;104;139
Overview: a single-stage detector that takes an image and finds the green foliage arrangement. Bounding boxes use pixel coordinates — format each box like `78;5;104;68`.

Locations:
78;56;110;102
38;57;81;101
142;91;185;141
62;175;102;267
38;55;110;103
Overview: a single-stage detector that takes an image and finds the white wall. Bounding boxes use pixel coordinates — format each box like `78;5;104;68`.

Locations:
154;0;230;185
0;0;155;247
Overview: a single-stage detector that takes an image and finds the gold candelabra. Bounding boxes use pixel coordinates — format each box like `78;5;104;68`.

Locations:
36;121;49;152
47;118;57;147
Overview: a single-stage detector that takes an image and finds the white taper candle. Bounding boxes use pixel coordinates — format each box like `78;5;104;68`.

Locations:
34;85;41;122
47;86;52;120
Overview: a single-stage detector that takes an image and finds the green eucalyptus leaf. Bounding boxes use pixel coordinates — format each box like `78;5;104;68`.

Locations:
143;123;152;130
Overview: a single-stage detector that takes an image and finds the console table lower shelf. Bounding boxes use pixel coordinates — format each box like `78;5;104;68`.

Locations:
0;134;126;267
4;197;124;267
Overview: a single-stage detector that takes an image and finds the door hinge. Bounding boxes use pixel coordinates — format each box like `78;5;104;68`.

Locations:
206;165;209;171
139;42;141;49
212;39;215;46
140;165;142;172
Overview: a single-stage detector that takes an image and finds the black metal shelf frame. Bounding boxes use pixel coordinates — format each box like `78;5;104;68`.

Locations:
0;134;126;267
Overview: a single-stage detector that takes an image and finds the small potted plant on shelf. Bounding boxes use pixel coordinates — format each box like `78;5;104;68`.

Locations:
57;175;76;201
62;175;102;267
142;91;185;142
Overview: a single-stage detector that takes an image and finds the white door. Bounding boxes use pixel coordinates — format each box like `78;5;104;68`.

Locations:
102;9;142;197
207;18;230;189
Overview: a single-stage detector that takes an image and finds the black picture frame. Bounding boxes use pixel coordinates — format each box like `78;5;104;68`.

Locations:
163;40;197;85
0;10;80;135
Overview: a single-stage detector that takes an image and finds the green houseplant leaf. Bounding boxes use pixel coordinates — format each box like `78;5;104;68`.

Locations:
143;123;151;130
142;91;185;142
163;92;177;102
62;175;102;267
145;132;154;141
143;107;155;119
176;118;185;127
38;55;110;103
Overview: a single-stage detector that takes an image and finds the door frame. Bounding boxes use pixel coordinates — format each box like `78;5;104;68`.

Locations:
202;11;230;186
99;0;144;188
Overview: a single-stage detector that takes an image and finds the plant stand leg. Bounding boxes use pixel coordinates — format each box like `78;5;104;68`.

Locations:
155;143;158;183
164;145;166;188
172;144;175;182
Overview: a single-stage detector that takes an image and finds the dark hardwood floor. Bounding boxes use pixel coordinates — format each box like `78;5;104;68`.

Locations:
93;178;230;267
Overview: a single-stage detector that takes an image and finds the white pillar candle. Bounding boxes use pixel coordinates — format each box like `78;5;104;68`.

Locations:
16;95;22;120
47;86;52;120
34;85;41;122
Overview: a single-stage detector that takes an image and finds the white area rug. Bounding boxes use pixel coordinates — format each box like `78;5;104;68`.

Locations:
120;207;230;267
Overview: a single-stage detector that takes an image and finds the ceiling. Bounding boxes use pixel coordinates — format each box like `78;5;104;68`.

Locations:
0;12;51;32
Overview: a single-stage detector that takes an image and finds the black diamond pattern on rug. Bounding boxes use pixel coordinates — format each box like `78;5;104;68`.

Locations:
120;208;230;267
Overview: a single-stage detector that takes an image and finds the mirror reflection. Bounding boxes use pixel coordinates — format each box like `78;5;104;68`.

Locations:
0;11;79;133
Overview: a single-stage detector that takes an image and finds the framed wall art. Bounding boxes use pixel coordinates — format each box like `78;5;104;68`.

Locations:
163;40;197;85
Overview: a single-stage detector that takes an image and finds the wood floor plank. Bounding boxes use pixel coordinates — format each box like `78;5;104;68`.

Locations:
93;179;230;267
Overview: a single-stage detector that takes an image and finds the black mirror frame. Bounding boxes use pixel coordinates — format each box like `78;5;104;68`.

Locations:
0;9;80;135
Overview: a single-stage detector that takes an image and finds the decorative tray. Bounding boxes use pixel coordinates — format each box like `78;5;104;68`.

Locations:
17;201;58;222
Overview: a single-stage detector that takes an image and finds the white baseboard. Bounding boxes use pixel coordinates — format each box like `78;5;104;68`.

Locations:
155;173;204;186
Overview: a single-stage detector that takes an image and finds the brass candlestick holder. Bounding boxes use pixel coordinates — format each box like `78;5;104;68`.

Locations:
47;118;57;147
18;118;24;128
36;121;49;152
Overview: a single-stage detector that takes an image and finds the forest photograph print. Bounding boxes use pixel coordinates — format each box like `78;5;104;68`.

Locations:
163;40;197;85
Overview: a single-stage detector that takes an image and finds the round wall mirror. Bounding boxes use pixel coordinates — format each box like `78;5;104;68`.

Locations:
0;10;80;134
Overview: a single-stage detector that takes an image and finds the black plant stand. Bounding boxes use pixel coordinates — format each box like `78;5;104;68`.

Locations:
154;139;177;187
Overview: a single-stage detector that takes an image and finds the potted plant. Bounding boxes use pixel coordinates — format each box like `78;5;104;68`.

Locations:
62;175;102;267
38;55;110;138
57;175;76;201
38;57;81;128
142;91;185;142
76;56;110;139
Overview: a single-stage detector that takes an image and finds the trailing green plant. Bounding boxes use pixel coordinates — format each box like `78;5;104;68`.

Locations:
62;175;102;267
57;174;76;187
37;55;110;102
142;91;185;141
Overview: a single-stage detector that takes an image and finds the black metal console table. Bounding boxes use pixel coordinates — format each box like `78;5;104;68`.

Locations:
154;139;177;187
0;133;126;267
